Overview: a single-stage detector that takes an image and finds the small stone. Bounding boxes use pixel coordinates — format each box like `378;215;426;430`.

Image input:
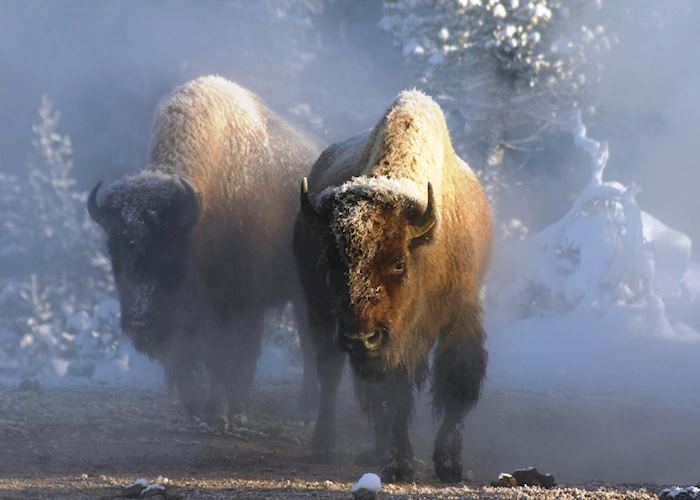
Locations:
123;483;146;498
352;488;377;500
352;473;382;499
659;486;700;500
123;478;149;498
512;467;556;488
141;483;166;497
539;473;556;488
491;473;518;487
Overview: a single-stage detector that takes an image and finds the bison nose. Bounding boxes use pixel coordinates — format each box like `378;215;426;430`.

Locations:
345;326;387;350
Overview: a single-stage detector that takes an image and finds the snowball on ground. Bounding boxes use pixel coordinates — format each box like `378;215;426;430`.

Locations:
127;478;149;488
351;473;382;493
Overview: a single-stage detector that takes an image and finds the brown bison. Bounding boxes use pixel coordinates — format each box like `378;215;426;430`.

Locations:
88;76;320;429
294;90;492;482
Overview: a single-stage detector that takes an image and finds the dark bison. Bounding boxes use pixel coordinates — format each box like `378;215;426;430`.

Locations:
88;76;320;429
294;90;492;482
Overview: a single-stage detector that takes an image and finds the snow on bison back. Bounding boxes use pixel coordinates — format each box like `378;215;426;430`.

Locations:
88;75;320;430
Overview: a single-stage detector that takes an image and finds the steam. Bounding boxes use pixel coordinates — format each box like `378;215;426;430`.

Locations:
1;0;699;487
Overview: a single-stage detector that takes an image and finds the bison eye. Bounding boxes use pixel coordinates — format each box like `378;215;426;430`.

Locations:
392;259;406;274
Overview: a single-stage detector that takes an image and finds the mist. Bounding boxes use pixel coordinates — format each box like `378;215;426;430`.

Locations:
1;0;699;496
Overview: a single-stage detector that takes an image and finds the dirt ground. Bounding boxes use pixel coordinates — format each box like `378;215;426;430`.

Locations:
0;377;696;499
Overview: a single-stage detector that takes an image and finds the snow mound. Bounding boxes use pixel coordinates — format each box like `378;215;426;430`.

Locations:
489;113;699;341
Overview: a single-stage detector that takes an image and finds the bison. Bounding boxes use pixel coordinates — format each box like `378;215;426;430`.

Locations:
294;90;492;482
88;76;320;429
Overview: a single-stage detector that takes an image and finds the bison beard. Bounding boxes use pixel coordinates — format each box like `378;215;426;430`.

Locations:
294;90;492;483
88;76;320;429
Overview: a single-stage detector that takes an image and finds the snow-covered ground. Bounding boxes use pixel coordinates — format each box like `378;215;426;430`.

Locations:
485;116;700;408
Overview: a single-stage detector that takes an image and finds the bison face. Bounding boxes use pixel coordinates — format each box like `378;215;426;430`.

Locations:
88;173;199;350
301;179;435;379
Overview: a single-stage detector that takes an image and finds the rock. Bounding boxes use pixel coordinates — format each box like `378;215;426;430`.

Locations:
18;378;40;392
352;473;382;499
512;467;556;488
123;478;148;498
491;473;518;487
352;488;377;500
123;484;146;498
659;486;700;500
492;468;556;489
141;483;166;497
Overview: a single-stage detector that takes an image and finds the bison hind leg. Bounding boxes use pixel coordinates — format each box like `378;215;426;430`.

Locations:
294;299;319;418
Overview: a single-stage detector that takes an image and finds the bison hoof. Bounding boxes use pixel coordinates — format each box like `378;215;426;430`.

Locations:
433;454;462;483
382;463;414;483
203;410;229;433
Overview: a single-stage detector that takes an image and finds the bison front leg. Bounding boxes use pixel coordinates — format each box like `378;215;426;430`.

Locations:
203;311;264;431
165;336;207;418
431;321;487;483
309;313;345;463
377;372;415;483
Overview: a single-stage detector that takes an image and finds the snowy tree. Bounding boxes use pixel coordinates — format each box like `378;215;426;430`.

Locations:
0;96;120;379
381;0;612;215
381;0;610;159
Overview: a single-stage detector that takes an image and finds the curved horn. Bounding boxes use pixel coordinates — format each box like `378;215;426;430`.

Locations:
178;177;200;228
406;182;436;240
87;181;108;228
300;177;328;229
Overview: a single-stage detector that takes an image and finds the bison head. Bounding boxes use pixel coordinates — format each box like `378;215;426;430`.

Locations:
88;172;199;350
301;177;436;379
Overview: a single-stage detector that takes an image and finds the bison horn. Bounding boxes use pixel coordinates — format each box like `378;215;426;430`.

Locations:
178;177;200;228
87;180;109;228
300;177;328;228
406;182;436;241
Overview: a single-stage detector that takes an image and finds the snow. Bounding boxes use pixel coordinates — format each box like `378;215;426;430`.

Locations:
492;4;507;18
661;486;700;499
352;473;382;493
484;113;700;407
127;478;149;488
142;483;166;493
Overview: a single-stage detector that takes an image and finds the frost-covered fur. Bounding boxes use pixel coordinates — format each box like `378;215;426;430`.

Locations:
295;90;492;482
94;76;320;426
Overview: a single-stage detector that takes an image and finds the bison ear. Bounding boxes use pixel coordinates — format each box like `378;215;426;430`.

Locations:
406;182;436;241
300;177;329;229
176;177;199;229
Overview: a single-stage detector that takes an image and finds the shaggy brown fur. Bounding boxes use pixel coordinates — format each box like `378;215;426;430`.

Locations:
294;90;492;482
90;76;320;427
